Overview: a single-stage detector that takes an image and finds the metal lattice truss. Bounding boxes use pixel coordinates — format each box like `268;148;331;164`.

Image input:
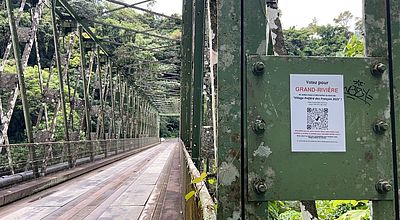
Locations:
57;0;182;114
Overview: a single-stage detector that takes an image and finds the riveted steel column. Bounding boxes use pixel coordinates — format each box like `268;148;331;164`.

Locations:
146;101;150;137
141;99;144;136
118;72;124;139
110;63;116;139
180;0;194;147
217;0;243;217
131;89;135;138
138;96;141;138
51;0;72;167
364;0;395;218
78;25;91;142
364;0;389;57
145;102;148;136
157;112;159;138
389;0;400;218
144;101;146;137
143;100;146;137
138;97;142;137
243;0;269;217
134;95;138;138
191;0;205;168
132;92;137;138
96;46;106;140
107;59;113;139
5;0;39;178
126;87;132;138
125;84;129;138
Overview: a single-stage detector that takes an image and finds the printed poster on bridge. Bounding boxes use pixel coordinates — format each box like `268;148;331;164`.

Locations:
290;74;346;152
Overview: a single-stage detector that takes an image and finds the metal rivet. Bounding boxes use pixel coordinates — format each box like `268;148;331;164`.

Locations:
254;181;267;194
376;180;392;194
253;62;265;75
373;120;389;134
253;118;266;134
371;63;387;76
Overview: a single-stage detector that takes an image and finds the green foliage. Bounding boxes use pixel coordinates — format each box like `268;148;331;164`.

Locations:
284;12;358;57
279;210;302;220
185;190;196;201
284;24;351;56
334;11;354;28
160;116;179;138
343;35;364;57
271;200;370;220
337;210;369;220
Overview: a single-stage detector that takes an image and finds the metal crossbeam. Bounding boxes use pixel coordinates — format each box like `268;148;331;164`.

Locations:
102;39;173;52
56;0;109;56
89;19;180;42
100;0;151;15
104;0;181;22
125;58;179;68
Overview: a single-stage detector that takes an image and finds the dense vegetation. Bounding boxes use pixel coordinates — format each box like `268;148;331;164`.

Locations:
284;12;363;57
160;116;179;138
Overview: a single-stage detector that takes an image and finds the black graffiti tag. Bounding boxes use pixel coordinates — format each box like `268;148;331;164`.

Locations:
344;80;373;105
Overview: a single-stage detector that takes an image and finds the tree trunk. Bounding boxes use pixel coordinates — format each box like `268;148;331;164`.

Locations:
0;0;27;74
266;1;287;55
0;0;45;146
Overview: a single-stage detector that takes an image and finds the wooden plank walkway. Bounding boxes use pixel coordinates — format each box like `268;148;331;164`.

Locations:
0;140;184;220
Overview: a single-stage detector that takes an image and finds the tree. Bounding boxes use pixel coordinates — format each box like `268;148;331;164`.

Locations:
160;116;179;138
284;15;352;57
334;11;354;28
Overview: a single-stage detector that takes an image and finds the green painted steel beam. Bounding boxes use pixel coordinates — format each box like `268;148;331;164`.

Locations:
191;0;205;168
90;19;179;42
180;0;194;148
216;0;243;217
389;0;400;216
160;113;180;117
78;25;92;141
97;45;106;140
104;0;182;22
101;39;174;52
51;0;72;167
364;0;395;218
56;0;109;56
5;0;39;178
100;0;151;15
243;0;269;217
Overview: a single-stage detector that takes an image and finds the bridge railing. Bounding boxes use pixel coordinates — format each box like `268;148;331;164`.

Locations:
180;140;216;220
0;137;159;187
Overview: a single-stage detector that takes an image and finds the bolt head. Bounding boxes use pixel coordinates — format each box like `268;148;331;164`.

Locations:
253;62;265;75
253;119;266;134
376;180;392;194
372;63;387;76
373;120;389;134
255;181;267;194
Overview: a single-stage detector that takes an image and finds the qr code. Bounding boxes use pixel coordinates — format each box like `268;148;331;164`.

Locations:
307;108;328;130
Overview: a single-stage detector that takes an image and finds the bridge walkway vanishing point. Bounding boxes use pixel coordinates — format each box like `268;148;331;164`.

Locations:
0;140;184;220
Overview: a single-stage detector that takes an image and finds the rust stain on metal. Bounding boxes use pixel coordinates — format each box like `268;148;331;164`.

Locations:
228;149;240;160
230;133;240;143
365;151;374;162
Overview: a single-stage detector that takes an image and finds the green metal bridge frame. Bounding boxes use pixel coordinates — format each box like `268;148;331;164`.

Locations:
3;0;166;177
180;0;400;219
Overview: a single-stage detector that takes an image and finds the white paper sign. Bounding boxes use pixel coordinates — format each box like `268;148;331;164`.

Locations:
290;74;346;152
